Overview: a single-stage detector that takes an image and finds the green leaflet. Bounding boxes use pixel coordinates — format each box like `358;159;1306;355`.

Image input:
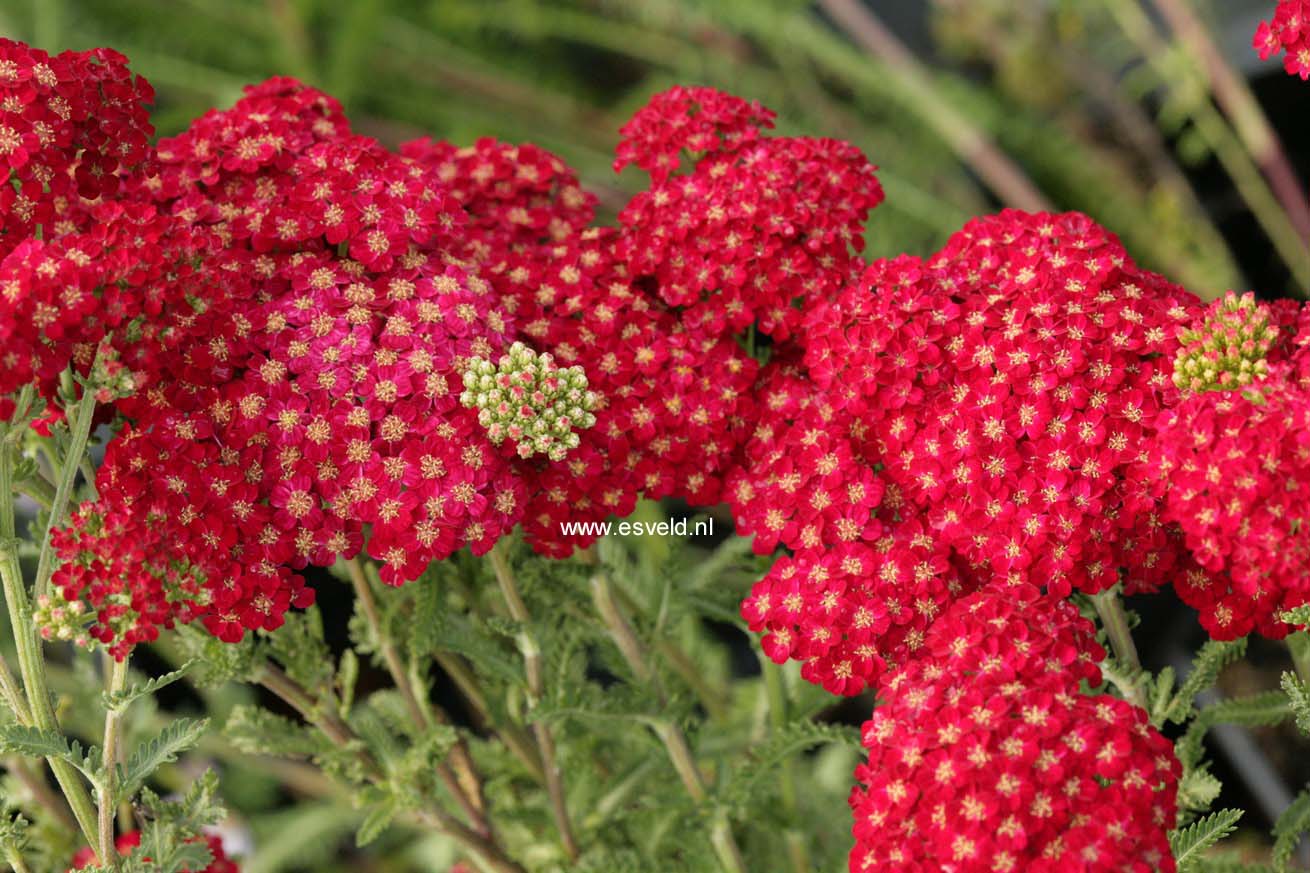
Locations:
1177;691;1292;770
1274;789;1310;872
1159;639;1248;726
102;659;198;713
0;723;101;782
116;717;210;802
1282;671;1310;736
1171;808;1243;871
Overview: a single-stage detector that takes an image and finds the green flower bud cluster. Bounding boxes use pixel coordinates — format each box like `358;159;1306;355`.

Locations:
461;341;599;462
1172;291;1280;393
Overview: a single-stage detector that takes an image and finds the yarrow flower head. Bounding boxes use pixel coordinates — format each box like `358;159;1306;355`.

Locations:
617;86;883;343
1172;291;1279;392
786;211;1203;597
1255;0;1310;79
461;341;598;461
1152;375;1310;639
849;582;1178;873
741;521;978;695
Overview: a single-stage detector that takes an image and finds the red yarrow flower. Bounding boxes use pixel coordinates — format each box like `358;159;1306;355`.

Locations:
849;582;1178;873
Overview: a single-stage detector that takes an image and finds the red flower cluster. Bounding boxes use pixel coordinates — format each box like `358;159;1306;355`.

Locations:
20;70;802;648
485;229;756;554
1255;0;1310;79
0;39;162;406
741;522;977;694
401;137;596;260
849;583;1178;873
1150;296;1310;638
615;87;884;342
54;79;524;651
71;830;237;872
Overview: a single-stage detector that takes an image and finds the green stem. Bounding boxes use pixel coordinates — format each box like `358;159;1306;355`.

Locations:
1092;589;1146;708
0;653;31;722
0;421;102;854
591;572;747;873
1287;632;1310;686
761;658;809;873
257;665;527;873
434;651;546;783
34;388;97;600
488;543;579;862
3;844;33;873
344;558;492;839
98;656;129;869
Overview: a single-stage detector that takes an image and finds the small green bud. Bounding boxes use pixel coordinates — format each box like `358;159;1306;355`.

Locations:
460;341;599;461
1172;291;1279;394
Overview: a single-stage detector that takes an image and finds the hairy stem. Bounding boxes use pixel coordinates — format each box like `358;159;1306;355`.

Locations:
435;651;546;783
761;658;809;873
488;542;579;862
1287;632;1310;687
344;557;492;838
1092;589;1146;708
3;845;32;873
257;664;527;873
591;572;747;873
0;417;104;854
98;656;129;868
34;388;97;600
0;653;31;723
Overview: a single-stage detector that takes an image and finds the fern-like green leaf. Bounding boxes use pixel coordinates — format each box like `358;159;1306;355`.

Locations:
1162;639;1247;725
224;705;328;759
1171;808;1242;871
355;795;398;847
1274;789;1310;872
1178;691;1291;769
0;724;100;780
102;660;197;713
117;717;209;801
1177;764;1224;817
1283;672;1310;736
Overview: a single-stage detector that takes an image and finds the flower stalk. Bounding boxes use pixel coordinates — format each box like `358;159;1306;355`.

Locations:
98;655;130;869
345;557;493;840
590;571;747;873
0;410;104;856
488;542;579;862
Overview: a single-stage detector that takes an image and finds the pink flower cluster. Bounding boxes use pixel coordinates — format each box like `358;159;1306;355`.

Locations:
1255;0;1310;79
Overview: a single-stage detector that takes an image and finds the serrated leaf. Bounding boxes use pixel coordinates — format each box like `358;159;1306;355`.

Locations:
102;660;197;713
355;796;399;847
117;718;209;801
1274;789;1310;872
1162;639;1247;725
1178;691;1291;769
1283;672;1310;736
0;724;100;780
1171;808;1242;870
1177;765;1224;815
224;705;328;759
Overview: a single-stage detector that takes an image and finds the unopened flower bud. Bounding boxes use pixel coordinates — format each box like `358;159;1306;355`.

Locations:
461;341;599;460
